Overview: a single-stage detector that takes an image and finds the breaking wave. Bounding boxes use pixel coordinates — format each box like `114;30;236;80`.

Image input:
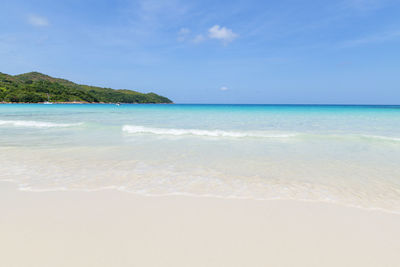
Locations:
360;135;400;143
122;125;297;138
0;120;83;128
122;125;400;143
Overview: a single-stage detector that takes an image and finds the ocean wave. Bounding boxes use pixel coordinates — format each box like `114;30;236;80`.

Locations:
0;120;83;128
298;133;400;143
122;125;400;143
122;125;297;138
360;135;400;143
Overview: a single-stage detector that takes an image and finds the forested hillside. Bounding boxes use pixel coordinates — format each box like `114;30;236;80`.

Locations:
0;72;172;104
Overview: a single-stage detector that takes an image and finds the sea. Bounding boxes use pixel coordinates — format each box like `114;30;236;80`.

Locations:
1;104;399;213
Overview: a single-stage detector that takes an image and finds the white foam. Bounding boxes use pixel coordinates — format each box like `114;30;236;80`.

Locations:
0;120;83;128
122;125;296;138
360;135;400;142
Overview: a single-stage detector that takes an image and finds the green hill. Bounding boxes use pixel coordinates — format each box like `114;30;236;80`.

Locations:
0;72;173;104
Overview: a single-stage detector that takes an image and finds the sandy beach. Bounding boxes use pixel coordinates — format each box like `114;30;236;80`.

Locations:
1;181;400;267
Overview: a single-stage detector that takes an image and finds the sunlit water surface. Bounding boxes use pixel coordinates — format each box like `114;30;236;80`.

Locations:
1;104;400;213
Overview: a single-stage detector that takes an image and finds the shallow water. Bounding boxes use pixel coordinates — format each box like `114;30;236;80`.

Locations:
1;104;400;212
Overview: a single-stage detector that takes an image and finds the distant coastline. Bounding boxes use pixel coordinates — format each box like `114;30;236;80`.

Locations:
0;71;173;104
0;101;173;104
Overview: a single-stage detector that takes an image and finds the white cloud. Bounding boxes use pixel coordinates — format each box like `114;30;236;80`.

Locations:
208;25;238;44
27;15;49;27
177;25;237;45
220;86;229;91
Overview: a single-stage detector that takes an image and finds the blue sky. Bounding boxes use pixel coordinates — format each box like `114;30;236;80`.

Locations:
1;0;400;104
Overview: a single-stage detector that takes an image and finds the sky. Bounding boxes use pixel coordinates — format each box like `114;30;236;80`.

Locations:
1;0;400;104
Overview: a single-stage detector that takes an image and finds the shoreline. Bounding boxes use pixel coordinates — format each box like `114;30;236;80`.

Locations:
1;181;400;267
6;179;400;216
1;102;399;106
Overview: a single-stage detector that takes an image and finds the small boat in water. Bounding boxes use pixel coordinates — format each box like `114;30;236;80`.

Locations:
44;93;53;104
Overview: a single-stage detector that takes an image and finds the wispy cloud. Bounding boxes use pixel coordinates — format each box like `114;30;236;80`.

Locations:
208;25;238;44
177;27;190;41
27;15;49;27
340;30;400;47
192;34;205;43
345;0;386;11
116;0;190;42
178;25;239;45
178;28;190;35
179;25;238;45
133;0;188;30
220;86;229;91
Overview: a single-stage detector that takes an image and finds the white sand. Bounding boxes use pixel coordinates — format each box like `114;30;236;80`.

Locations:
1;182;400;267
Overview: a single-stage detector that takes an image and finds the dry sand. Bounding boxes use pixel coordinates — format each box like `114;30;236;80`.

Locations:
1;182;400;267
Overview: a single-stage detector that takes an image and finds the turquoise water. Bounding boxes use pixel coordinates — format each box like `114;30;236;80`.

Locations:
1;104;400;212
